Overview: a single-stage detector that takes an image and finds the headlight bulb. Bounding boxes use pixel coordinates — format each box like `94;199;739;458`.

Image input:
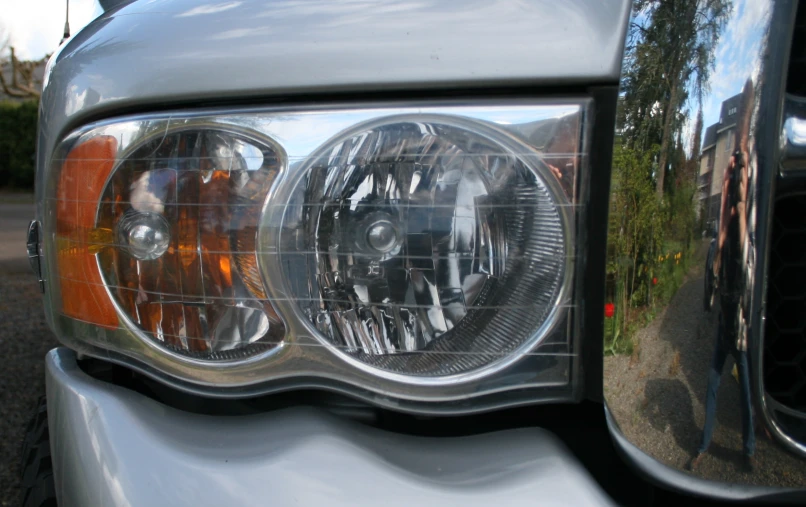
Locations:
117;210;171;261
365;219;399;254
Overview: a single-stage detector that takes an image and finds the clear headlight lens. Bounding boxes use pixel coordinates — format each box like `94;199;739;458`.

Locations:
279;117;566;377
45;103;585;405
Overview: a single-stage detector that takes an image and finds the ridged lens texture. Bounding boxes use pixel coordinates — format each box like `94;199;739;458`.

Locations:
96;129;285;360
282;119;566;377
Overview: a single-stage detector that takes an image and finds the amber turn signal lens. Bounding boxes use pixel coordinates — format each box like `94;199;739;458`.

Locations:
55;136;119;329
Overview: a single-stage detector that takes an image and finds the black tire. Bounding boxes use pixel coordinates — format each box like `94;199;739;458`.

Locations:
20;396;57;507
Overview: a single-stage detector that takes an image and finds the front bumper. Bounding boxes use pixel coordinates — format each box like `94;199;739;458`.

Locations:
46;347;613;506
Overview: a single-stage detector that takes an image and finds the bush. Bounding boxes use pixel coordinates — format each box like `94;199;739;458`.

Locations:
0;100;39;190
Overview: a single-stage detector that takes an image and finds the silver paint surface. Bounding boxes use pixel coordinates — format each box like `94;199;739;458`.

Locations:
46;347;614;507
36;0;630;215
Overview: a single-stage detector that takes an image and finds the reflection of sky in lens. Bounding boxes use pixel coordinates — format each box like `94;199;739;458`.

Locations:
696;0;769;139
253;106;579;158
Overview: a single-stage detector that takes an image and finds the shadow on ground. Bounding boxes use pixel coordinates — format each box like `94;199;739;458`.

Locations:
604;242;806;487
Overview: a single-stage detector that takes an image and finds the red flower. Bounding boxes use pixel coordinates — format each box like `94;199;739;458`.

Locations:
652;277;659;286
604;303;615;318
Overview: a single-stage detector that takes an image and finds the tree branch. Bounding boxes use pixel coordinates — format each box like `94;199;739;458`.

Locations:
0;46;42;99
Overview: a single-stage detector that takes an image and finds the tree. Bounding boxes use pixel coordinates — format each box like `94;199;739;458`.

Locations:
0;24;48;100
668;108;704;190
686;109;703;184
0;46;47;99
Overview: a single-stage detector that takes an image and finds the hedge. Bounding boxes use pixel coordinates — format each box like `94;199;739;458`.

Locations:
0;100;39;190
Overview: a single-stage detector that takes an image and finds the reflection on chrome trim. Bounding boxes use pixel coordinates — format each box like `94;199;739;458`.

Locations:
784;117;806;147
780;98;806;171
762;395;806;457
604;0;805;489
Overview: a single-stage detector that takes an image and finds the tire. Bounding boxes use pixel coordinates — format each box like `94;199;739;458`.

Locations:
20;396;57;507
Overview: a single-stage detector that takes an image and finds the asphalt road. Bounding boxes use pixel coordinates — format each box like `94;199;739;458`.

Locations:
0;196;58;506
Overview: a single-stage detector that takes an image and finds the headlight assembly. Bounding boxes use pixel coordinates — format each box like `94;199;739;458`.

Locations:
270;116;568;383
44;102;588;411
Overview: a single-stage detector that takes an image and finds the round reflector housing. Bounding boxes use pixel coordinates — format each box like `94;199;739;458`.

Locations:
95;128;286;361
277;116;568;378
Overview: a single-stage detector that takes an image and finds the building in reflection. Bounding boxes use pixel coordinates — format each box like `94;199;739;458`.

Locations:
698;93;743;225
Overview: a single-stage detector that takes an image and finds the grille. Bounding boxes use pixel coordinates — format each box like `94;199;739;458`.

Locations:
787;0;806;95
764;195;806;412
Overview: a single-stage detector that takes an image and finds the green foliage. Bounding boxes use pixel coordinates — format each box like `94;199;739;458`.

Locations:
0;100;39;190
653;241;694;307
604;275;634;356
667;181;698;247
606;142;702;355
605;144;666;355
610;144;664;296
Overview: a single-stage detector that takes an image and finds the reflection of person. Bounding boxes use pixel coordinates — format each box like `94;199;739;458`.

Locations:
544;113;580;198
689;79;755;473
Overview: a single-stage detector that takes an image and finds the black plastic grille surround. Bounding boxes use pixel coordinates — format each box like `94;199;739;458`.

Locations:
786;0;806;95
764;195;806;412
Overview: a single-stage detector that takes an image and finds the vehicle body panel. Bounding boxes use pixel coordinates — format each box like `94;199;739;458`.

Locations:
46;347;613;507
33;0;806;503
36;0;630;216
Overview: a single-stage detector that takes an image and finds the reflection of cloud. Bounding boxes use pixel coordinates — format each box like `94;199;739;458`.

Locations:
212;28;265;40
470;107;579;125
255;0;426;24
130;169;173;214
254;106;581;157
64;84;88;116
700;0;770;130
176;1;242;18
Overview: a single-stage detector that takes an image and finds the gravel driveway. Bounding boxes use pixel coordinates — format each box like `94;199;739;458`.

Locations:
0;197;59;506
605;244;806;487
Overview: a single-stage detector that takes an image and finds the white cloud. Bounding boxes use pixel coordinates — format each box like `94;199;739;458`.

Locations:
0;0;103;60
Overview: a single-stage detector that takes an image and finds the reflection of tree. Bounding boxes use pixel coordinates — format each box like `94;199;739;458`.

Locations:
606;1;731;353
609;144;664;333
621;0;732;196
